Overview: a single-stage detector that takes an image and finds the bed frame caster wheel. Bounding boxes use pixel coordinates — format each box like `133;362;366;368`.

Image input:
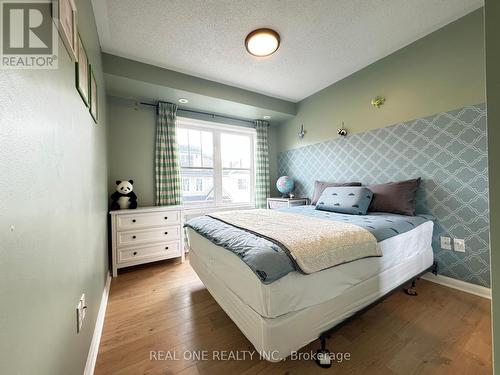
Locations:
404;280;418;296
315;349;332;368
316;335;332;368
404;287;418;296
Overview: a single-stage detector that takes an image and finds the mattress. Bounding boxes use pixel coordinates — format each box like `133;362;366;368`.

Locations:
185;207;431;284
187;220;434;318
189;223;434;360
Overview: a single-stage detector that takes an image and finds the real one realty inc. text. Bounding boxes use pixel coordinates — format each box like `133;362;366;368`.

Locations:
150;350;352;362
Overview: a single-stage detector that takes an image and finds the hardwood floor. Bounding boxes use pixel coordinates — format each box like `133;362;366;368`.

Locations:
94;258;492;375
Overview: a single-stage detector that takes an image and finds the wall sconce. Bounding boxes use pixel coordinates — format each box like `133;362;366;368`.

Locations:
371;96;386;108
298;124;306;139
337;121;347;137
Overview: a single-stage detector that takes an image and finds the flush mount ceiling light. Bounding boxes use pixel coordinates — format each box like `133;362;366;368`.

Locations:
245;28;280;57
263;115;271;120
178;98;189;104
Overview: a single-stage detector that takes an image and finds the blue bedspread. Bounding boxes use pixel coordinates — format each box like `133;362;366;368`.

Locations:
185;206;432;284
284;206;431;242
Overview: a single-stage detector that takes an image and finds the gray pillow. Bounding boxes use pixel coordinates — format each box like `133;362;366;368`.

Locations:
315;187;374;215
367;178;421;216
311;180;362;205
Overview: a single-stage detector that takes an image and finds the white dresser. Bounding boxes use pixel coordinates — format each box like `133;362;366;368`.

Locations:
110;206;184;277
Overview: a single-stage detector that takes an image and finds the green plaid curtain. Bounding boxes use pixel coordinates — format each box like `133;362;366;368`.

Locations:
255;120;270;208
155;102;182;206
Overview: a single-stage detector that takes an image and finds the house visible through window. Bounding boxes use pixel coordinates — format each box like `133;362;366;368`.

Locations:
177;118;255;207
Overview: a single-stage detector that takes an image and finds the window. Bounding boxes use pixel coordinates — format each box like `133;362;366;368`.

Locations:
182;178;190;192
237;178;248;190
177;126;214;203
177;118;255;207
195;178;203;192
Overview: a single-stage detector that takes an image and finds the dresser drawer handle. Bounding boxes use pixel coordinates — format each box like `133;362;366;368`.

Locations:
132;219;136;223
133;251;138;256
164;216;168;220
164;232;168;235
132;235;136;239
165;246;169;250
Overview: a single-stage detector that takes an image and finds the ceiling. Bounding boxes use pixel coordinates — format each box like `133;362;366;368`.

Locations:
93;0;483;102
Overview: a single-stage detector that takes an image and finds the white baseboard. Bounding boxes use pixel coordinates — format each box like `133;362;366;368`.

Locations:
421;272;491;299
84;272;112;375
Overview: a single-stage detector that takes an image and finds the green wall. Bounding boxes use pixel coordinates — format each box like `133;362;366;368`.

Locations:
0;1;108;374
107;96;156;206
107;96;282;202
275;9;485;153
107;9;486;199
103;53;296;115
268;124;280;196
103;53;296;123
485;1;499;371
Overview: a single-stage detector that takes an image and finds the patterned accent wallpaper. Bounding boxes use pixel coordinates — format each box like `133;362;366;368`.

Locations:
278;104;490;287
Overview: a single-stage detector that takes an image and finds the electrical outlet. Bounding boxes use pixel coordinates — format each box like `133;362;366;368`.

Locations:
440;236;452;250
76;294;86;333
454;239;466;253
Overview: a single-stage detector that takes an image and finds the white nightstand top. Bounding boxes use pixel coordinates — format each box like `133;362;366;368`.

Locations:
110;205;183;215
267;197;309;202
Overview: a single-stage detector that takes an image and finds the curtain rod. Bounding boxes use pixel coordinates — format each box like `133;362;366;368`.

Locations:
139;102;256;125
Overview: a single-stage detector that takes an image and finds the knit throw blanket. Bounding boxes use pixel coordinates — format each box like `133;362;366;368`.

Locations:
208;209;381;274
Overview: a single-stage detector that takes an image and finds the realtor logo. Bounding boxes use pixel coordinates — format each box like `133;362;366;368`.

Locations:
1;0;58;69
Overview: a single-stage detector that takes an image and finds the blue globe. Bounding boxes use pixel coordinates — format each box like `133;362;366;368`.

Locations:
276;176;294;196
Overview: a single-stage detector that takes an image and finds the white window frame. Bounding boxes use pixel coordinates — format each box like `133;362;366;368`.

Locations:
177;117;256;209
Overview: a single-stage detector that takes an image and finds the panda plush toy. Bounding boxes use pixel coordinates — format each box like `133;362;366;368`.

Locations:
110;180;138;210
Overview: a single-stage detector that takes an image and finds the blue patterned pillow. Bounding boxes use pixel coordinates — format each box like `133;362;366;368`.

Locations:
315;187;374;215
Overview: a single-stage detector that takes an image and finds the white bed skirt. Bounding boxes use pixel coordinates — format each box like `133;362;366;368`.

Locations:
188;228;434;361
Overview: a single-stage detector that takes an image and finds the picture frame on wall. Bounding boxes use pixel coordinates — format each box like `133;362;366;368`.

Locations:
75;34;89;106
52;0;77;61
89;66;98;123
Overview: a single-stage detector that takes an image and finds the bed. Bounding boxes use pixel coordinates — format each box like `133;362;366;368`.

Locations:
185;205;434;362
